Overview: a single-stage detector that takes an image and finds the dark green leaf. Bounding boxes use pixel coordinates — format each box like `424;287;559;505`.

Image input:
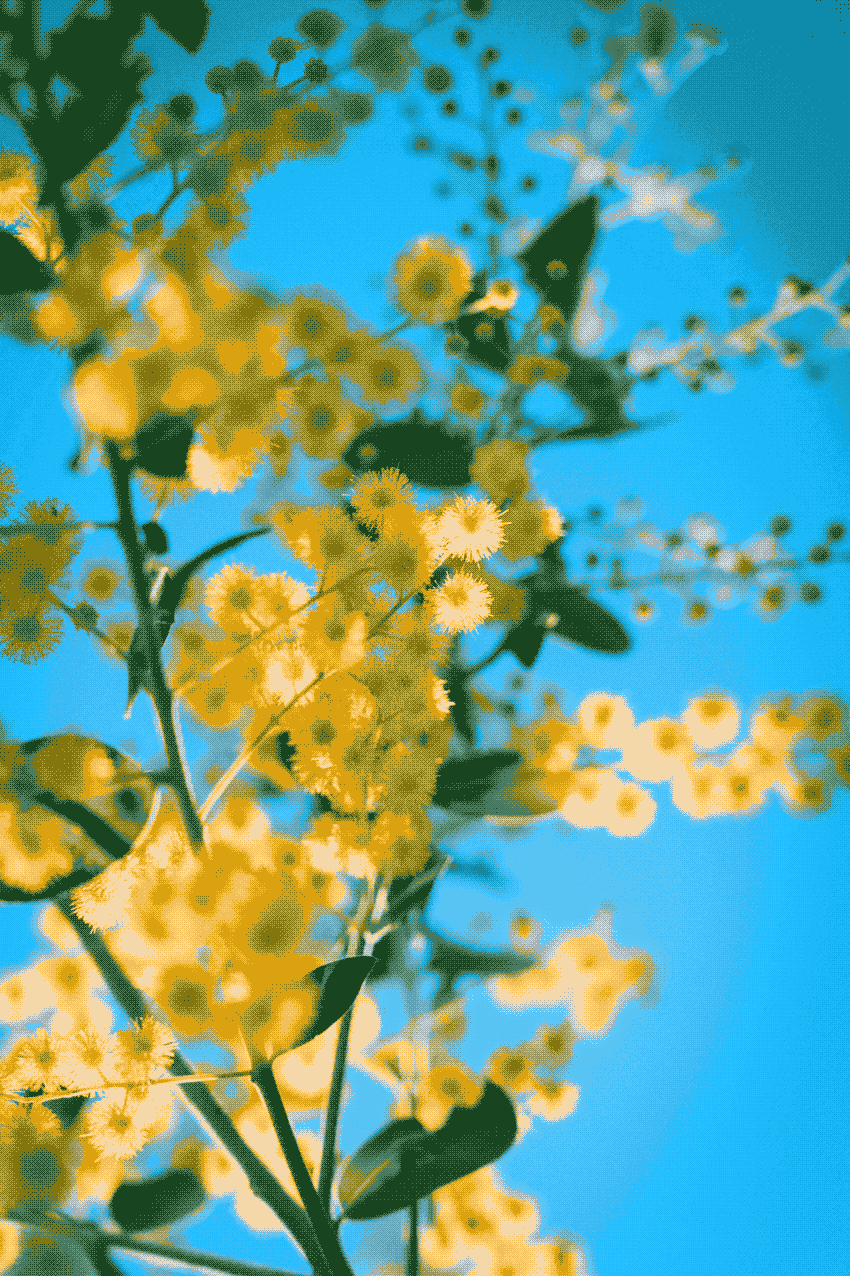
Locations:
365;932;393;984
343;410;473;488
428;931;537;981
133;413;197;479
337;1082;516;1220
142;0;210;52
141;522;169;555
529;585;630;653
110;1170;206;1232
445;669;474;743
20;1087;89;1127
431;750;522;809
0;735;154;903
380;857;451;926
641;6;674;59
517;197;597;328
286;957;376;1051
447;272;512;372
0;230;52;295
501;614;546;668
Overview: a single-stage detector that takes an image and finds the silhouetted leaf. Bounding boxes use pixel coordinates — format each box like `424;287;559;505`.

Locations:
0;734;154;903
141;522;169;555
20;1087;89;1127
445;669;474;743
366;932;394;984
0;230;51;294
448;271;512;371
110;1170;206;1232
133;413;197;479
501;613;546;668
529;585;630;653
286;957;376;1051
142;0;209;52
517;197;597;327
431;750;522;809
337;1082;516;1220
428;931;538;982
343;410;473;488
380;857;451;926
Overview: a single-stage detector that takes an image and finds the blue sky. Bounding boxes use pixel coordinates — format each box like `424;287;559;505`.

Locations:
1;0;848;1274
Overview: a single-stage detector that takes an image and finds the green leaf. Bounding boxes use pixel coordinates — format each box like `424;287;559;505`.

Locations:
132;412;198;479
0;230;52;295
428;931;538;982
431;750;522;809
365;932;394;984
142;0;210;52
501;613;546;669
343;410;473;488
517;197;597;329
641;6;674;59
287;957;376;1051
110;1170;206;1232
337;1082;517;1220
530;585;630;653
445;668;474;743
379;857;451;926
0;734;154;903
448;271;512;372
482;765;573;825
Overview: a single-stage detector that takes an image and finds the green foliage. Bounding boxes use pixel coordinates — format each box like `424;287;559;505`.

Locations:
287;957;377;1051
431;749;522;809
517;196;597;326
0;230;51;295
336;1082;516;1219
343;410;474;488
109;1169;207;1232
448;271;512;372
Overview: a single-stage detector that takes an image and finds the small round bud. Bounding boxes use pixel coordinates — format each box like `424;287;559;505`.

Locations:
445;333;468;356
167;94;195;121
336;92;372;122
465;0;487;12
779;276;813;300
132;213;163;246
304;57;328;82
520;174;536;191
442;100;458;116
800;583;821;603
425;65;452;92
685;600;709;623
459;221;474;236
493;79;510;95
71;602;100;632
506;108;522;125
485;154;498;173
826;522;844;540
585;553;599;568
664;533;684;549
205;66;235;94
482;46;498;61
634;599;654;623
809;545;829;563
683;314;706;333
454;28;471;44
770;515;792;536
704;543;720;560
727;286;747;307
269;37;300;63
298;11;345;48
760;585;784;612
234;60;262;85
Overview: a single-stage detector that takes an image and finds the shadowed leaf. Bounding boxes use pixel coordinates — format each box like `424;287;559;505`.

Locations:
110;1170;206;1232
517;197;597;327
285;957;376;1051
337;1082;517;1219
343;410;474;488
448;271;512;372
431;750;522;809
0;230;52;294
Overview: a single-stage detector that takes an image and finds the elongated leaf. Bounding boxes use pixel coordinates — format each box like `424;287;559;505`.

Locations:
517;197;597;328
530;585;630;653
337;1082;516;1220
446;669;473;743
428;931;538;981
448;272;512;372
142;0;210;52
110;1170;206;1232
380;857;451;926
343;410;473;488
132;412;198;479
0;230;52;295
286;957;376;1051
431;750;522;810
0;734;154;903
501;613;546;669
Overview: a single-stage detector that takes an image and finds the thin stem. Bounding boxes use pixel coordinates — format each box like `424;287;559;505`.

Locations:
53;897;330;1276
5;1067;255;1103
252;1064;354;1276
45;589;128;663
317;875;382;1214
17;1214;302;1276
104;444;206;859
406;1197;419;1276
